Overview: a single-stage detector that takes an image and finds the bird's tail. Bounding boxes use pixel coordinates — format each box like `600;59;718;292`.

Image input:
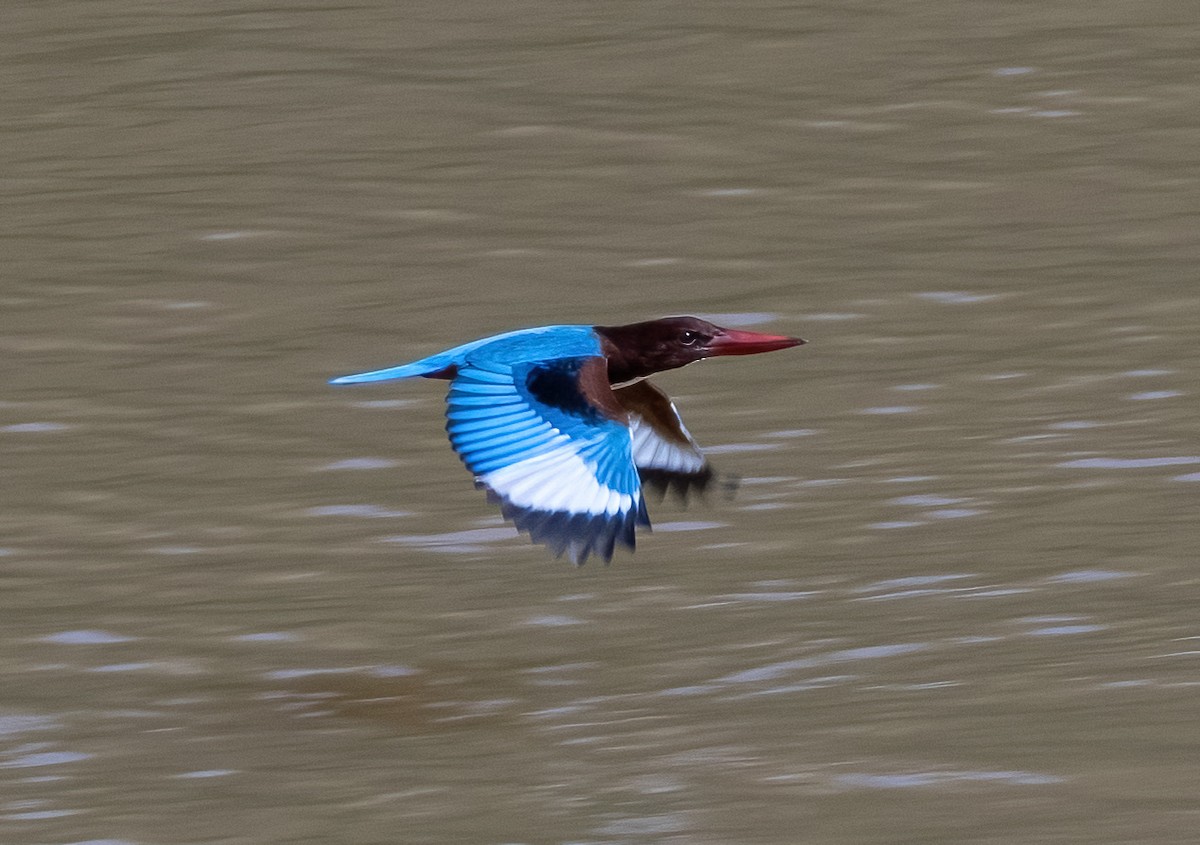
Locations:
330;354;459;385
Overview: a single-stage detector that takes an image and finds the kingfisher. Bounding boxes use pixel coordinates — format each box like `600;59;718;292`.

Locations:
330;316;804;564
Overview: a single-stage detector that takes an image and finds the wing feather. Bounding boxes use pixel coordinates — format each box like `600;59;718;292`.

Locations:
445;357;647;564
614;379;714;499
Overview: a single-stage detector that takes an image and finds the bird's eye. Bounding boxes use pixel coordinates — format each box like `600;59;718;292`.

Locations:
680;330;700;345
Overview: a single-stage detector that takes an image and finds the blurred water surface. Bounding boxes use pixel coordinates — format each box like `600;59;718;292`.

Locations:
3;2;1199;843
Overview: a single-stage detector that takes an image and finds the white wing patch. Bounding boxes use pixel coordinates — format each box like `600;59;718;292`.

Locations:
478;442;647;565
480;445;637;518
628;412;707;475
614;380;714;499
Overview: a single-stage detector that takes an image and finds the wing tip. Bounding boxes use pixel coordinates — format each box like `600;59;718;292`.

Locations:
638;465;717;502
486;490;647;566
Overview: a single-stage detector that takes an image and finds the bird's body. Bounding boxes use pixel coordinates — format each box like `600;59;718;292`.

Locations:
331;317;803;564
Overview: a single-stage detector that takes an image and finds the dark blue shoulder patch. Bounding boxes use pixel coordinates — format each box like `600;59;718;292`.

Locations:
524;358;607;423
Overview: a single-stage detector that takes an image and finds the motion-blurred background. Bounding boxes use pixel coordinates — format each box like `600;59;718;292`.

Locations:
3;2;1197;843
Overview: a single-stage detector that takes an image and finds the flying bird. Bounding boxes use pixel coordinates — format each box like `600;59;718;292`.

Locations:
330;316;804;564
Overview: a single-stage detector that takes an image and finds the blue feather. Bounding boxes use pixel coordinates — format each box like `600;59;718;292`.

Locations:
331;324;646;564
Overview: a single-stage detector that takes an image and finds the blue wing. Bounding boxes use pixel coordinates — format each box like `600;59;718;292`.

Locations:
447;356;649;564
329;325;597;384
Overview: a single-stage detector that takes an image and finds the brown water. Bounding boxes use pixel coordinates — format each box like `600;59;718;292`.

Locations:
3;2;1199;843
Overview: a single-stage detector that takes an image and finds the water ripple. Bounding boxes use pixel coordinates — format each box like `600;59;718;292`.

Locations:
382;527;518;553
1125;390;1182;400
1059;456;1200;469
0;715;58;737
836;769;1062;789
1;422;72;433
1;750;92;768
1025;624;1107;637
524;615;585;627
717;643;930;685
861;405;919;415
306;504;412;519
40;630;136;645
1045;569;1135;583
318;458;400;471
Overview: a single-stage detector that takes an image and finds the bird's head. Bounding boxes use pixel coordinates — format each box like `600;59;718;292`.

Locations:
596;316;805;383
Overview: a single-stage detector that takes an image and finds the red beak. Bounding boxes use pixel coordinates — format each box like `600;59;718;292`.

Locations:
706;328;806;356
